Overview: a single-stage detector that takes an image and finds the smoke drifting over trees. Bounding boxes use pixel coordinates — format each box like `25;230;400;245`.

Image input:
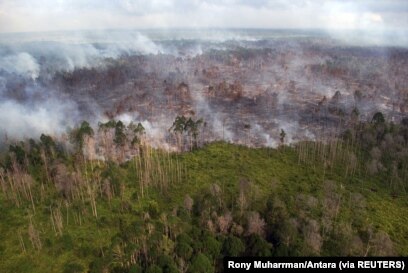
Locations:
0;29;407;152
0;1;407;271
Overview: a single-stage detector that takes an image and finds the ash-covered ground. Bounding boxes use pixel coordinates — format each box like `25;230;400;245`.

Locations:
1;29;407;149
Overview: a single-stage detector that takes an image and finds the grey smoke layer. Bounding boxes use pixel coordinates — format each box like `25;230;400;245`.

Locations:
0;29;407;147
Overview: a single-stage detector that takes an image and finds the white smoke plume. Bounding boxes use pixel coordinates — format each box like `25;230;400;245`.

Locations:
0;96;79;139
0;52;40;79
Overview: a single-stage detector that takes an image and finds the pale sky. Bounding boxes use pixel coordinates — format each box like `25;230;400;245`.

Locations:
0;0;407;33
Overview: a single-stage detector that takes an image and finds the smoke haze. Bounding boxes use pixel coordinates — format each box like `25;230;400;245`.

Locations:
0;1;407;148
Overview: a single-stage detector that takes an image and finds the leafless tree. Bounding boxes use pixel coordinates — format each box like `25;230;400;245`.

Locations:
247;211;266;236
303;219;322;254
184;194;193;213
217;211;233;234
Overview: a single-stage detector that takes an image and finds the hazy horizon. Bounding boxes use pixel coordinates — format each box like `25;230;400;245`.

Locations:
1;0;407;33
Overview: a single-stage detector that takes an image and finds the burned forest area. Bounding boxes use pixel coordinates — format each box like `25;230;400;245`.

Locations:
0;31;408;273
45;41;408;148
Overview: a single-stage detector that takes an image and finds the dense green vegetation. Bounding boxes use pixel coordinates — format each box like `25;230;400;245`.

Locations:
0;116;407;273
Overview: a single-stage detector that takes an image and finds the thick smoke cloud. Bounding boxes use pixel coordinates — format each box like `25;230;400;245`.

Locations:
0;53;39;79
0;31;166;140
0;31;163;72
0;98;78;139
